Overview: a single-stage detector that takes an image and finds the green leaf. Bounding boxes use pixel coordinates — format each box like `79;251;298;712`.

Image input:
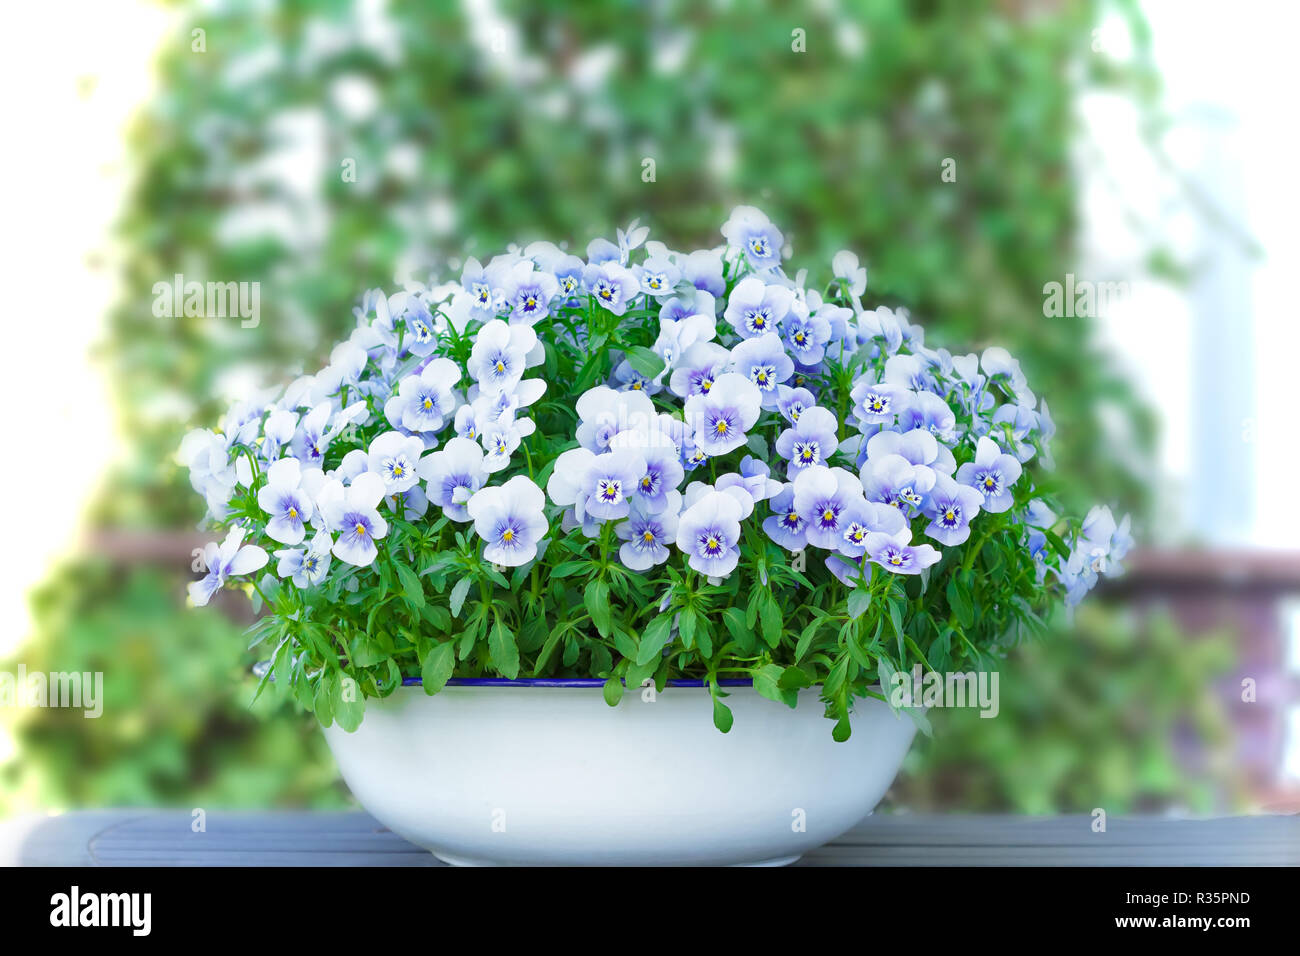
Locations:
624;345;666;380
449;576;473;618
636;614;674;665
778;665;814;691
847;587;873;620
795;618;822;662
758;593;781;648
679;606;698;649
488;618;520;679
584;580;613;637
711;693;734;733
831;712;852;742
721;606;756;654
602;676;624;707
946;575;975;628
334;674;365;732
313;671;337;727
752;663;791;707
420;642;456;694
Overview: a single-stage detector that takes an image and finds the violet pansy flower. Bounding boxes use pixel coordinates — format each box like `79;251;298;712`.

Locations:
923;474;984;547
775;405;839;477
187;526;269;607
274;529;333;589
721;206;784;272
684;372;762;457
466;475;548;567
864;528;941;576
419;436;488;522
256;456;315;545
319;472;390;568
615;492;682;572
956;436;1022;514
723;276;794;339
731;331;794;407
367;431;425;495
675;489;744;578
793;465;865;551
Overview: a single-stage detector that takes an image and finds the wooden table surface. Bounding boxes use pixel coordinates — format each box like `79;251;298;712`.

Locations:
2;811;1296;866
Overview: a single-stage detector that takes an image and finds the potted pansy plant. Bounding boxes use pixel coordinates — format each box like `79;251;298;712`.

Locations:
182;207;1130;866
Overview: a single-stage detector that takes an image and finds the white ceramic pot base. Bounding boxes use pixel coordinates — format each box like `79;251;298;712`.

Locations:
433;850;803;867
326;684;916;867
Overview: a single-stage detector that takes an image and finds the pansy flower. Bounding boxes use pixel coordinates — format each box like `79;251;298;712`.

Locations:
721;205;784;272
668;342;731;399
860;453;937;516
675;489;744;578
775;406;840;477
502;262;560;325
582;448;648;522
866;429;955;477
615;493;682;572
546;447;597;524
777;386;816;424
582;261;640;316
832;249;868;298
793;465;865;551
956;436;1022;514
727;455;783;504
991;402;1040;463
836;498;908;558
723;276;794;339
318;472;390;567
636;256;681;298
479;420;524;473
762;483;808;552
575;386;657;453
608;426;686;514
187;526;269;607
274;529;333;589
611;357;662;395
923;474;984;546
466;475;548;567
684;372;762;457
383;357;462;436
864;528;941;576
681;248;725;297
367;431;425;494
467;320;540;397
849;379;910;427
419;436;488;522
898;390;957;443
730;332;794;407
257;456;316;545
782;304;833;365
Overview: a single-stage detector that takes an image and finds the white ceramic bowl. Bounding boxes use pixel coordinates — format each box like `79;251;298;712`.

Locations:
323;680;916;866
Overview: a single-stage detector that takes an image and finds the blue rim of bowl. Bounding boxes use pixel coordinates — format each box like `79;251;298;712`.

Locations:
400;677;754;688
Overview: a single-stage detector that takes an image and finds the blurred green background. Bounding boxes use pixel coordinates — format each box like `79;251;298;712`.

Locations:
0;0;1252;815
